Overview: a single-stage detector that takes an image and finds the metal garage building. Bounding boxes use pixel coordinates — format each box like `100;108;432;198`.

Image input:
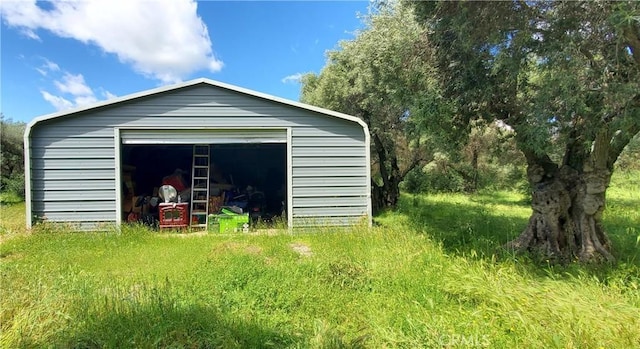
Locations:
24;78;371;230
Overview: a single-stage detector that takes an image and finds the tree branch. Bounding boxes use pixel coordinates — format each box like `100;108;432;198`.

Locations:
605;92;640;168
608;121;640;170
522;149;559;184
400;157;420;179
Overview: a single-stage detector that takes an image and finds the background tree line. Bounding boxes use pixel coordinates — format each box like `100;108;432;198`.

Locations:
1;114;26;200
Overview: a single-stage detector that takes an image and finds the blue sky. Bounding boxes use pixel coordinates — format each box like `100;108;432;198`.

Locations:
1;0;369;123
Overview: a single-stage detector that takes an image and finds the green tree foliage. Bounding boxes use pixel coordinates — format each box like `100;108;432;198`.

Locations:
1;114;26;199
301;4;437;211
410;1;640;261
404;121;526;194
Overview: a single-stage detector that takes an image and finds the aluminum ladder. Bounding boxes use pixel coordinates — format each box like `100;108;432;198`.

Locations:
190;144;210;229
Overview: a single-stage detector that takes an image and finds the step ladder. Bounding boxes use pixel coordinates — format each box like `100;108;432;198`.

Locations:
190;144;210;230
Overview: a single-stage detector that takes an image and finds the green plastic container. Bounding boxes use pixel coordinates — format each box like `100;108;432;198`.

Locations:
207;214;219;232
209;213;248;233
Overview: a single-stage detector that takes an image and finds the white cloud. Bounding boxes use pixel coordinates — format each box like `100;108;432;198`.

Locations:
54;73;93;96
102;90;117;100
41;91;73;111
36;59;109;111
42;58;60;72
35;57;60;76
73;95;99;106
2;0;223;83
281;73;304;84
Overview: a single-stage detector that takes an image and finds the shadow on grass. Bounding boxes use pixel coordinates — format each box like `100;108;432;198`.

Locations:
389;192;640;280
601;213;640;266
395;194;527;257
469;190;531;207
606;198;640;210
68;308;290;349
31;283;295;349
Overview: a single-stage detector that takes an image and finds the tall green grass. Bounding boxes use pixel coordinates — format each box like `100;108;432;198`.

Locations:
1;171;638;348
0;200;25;236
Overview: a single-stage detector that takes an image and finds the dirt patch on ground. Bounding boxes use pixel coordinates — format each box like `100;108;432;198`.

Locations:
158;231;209;238
248;228;287;236
290;242;313;257
210;242;263;256
245;245;263;255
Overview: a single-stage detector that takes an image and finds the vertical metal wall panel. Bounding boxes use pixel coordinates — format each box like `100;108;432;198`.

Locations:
27;82;370;229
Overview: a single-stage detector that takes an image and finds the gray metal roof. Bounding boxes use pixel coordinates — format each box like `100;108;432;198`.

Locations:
25;78;368;135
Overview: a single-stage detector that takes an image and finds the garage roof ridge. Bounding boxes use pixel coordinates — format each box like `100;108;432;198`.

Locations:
24;77;369;133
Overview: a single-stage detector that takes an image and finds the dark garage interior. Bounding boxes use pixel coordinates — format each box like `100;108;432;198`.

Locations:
120;143;287;229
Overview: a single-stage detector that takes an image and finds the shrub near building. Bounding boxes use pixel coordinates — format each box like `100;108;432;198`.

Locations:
0;115;26;200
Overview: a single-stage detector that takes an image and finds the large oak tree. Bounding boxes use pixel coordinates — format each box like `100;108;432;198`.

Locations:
411;1;640;261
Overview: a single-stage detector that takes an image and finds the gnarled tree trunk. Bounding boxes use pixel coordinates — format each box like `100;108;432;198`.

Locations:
370;131;402;213
368;121;427;213
507;130;617;262
506;165;614;262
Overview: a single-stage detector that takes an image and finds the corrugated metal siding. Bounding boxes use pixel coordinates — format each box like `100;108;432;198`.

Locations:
292;216;367;227
29;84;369;228
120;129;286;144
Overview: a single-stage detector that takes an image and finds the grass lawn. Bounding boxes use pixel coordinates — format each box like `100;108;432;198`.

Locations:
1;172;638;348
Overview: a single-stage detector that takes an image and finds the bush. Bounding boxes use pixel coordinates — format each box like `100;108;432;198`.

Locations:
2;173;25;200
402;157;527;194
403;121;528;194
1;115;25;199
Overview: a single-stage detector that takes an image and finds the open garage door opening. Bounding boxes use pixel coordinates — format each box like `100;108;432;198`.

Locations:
119;132;288;231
